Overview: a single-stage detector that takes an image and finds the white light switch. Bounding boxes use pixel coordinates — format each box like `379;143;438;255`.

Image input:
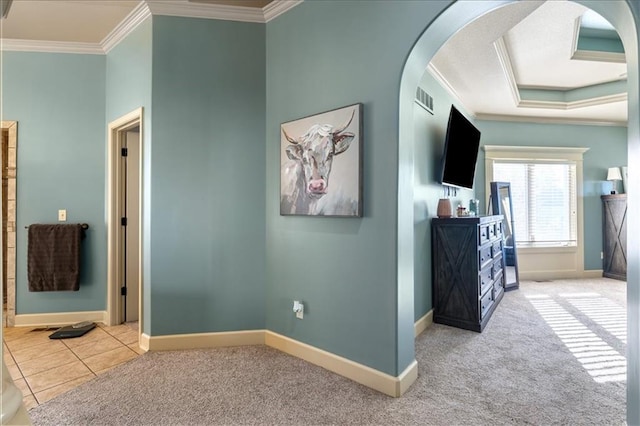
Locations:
58;209;67;222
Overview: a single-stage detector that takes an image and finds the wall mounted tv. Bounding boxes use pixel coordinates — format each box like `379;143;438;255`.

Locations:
440;105;481;190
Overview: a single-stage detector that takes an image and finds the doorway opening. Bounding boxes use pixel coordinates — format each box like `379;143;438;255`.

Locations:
399;0;637;423
107;109;143;338
1;121;17;327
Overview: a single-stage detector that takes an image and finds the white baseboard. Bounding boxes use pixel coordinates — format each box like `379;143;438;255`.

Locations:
414;310;433;337
13;311;107;327
140;328;418;397
145;329;265;351
265;331;417;397
582;269;604;279
140;333;150;352
8;310;439;396
520;270;603;281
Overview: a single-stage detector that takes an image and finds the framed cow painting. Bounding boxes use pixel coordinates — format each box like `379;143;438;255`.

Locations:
280;103;363;217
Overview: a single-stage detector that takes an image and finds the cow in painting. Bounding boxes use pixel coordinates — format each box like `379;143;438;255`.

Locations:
280;110;357;215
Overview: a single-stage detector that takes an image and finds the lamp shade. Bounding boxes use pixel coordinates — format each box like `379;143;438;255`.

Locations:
607;167;622;181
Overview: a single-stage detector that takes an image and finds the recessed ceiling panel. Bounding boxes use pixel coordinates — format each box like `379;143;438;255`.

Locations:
429;0;628;124
506;1;626;90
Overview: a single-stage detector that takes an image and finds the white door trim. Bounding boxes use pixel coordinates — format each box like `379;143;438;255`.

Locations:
107;108;143;337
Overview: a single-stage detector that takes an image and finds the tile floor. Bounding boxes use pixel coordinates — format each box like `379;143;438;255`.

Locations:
3;322;143;410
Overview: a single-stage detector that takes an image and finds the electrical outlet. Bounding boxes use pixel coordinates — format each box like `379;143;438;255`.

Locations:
601;251;604;260
293;300;304;319
58;209;67;222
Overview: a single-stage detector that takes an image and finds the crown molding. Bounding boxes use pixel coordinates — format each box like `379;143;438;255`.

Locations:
0;38;104;54
571;49;626;64
518;92;627;110
493;37;521;106
264;0;303;22
426;63;470;114
571;16;581;59
147;0;265;23
475;112;626;127
102;2;152;53
571;15;625;64
2;0;303;54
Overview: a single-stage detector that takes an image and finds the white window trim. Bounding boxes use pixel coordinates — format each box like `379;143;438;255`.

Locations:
484;145;589;280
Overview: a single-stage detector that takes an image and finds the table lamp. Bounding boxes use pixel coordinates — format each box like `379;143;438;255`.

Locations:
607;167;622;194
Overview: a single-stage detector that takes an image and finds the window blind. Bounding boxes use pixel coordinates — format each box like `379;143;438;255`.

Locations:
493;161;577;247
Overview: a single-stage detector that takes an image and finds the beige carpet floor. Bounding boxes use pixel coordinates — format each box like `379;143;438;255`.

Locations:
28;278;626;425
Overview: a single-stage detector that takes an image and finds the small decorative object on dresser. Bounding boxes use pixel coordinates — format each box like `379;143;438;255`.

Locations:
437;198;452;218
432;215;505;332
602;194;627;280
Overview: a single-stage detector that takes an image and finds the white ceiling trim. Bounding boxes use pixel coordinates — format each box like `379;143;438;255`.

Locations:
147;0;265;23
494;36;626;111
571;49;626;64
102;2;152;53
264;0;303;22
426;63;469;114
476;112;626;127
494;37;522;106
0;39;104;54
518;92;627;110
571;16;627;64
1;0;303;54
571;16;581;60
570;16;625;64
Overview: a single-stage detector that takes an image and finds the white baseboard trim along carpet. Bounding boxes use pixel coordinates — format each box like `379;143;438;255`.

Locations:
140;328;417;397
26;279;626;425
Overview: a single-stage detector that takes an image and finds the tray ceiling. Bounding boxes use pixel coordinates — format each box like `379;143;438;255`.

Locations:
0;0;628;125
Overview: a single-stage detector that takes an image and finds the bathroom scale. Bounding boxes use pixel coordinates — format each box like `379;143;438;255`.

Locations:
49;321;96;339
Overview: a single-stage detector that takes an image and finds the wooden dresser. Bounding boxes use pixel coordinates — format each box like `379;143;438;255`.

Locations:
602;194;627;281
432;215;505;332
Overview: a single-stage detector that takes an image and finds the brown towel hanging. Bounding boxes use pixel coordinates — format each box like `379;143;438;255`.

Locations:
28;224;83;292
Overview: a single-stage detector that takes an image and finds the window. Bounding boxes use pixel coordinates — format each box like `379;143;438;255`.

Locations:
484;145;588;254
492;161;577;247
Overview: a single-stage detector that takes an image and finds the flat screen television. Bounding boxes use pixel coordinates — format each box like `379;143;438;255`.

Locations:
440;105;481;190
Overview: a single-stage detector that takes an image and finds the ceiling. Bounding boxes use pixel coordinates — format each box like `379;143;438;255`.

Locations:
429;1;627;125
0;0;628;125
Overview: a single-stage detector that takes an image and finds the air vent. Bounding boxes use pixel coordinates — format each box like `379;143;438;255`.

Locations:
415;87;434;114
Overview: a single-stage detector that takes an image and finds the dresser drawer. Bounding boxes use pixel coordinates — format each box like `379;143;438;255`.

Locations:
495;220;503;240
480;288;494;319
479;224;491;246
488;223;497;241
492;240;502;258
493;271;504;294
492;258;503;277
479;245;492;268
479;264;493;296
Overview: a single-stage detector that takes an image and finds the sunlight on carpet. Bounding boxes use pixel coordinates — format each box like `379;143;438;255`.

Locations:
564;294;627;343
527;292;626;383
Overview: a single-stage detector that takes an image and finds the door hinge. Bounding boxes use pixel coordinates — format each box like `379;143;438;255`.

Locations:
121;286;127;296
121;217;127;226
121;147;128;157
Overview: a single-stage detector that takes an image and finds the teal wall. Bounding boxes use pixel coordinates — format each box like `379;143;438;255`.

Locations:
413;72;477;321
475;121;627;270
1;52;107;313
105;18;153;333
266;0;451;376
148;16;266;335
2;1;638;398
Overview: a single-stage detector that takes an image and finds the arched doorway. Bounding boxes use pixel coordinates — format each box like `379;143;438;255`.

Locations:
398;1;639;423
